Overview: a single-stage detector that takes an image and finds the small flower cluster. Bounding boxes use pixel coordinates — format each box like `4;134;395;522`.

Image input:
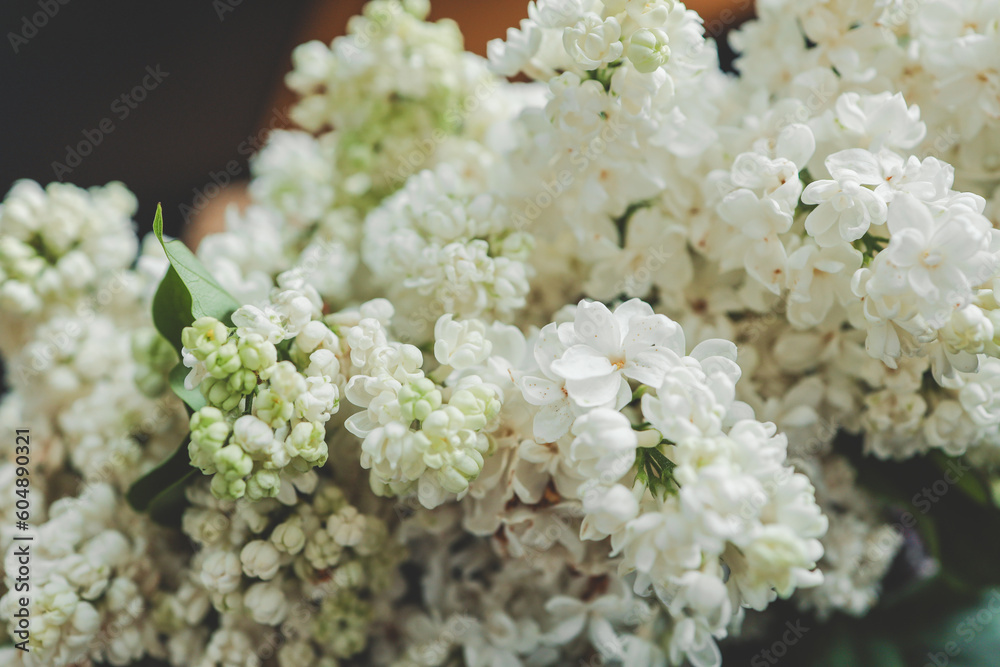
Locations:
159;476;399;666
362;165;534;341
282;0;503;211
510;299;826;662
0;485;164;667
0;180;137;350
0;182;191;667
184;295;341;500
345;306;503;507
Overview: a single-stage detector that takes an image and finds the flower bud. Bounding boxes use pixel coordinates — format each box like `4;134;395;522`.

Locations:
200;551;242;594
287;421;328;466
182;317;229;359
205;341;241;379
214;444;253;481
326;506;366;547
238;333;278;372
398;377;443;422
202;376;244;412
211;474;247;500
246;469;282;501
626;28;670;73
270;520;306;555
240;540;282;580
228;368;258;396
244;581;288;625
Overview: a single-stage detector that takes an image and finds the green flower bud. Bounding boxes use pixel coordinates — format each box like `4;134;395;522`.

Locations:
270;519;306;554
398;377;443;423
182;317;228;359
254;387;294;427
246;469;282;501
211;473;247;500
437;465;471;494
437;433;487;493
227;368;258;396
189;407;231;469
204;341;241;379
288;421;328;467
202;376;243;412
239;333;278;372
448;383;501;431
626;28;670;73
214;444;253;481
189;407;231;473
451;449;484;478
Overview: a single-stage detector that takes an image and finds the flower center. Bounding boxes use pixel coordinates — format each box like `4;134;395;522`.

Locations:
921;249;942;267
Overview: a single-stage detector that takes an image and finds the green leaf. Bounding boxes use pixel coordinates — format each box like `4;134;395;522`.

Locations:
148;469;198;528
169;361;206;413
929;450;992;507
152;265;193;354
150;204;239;354
634;446;677;499
127;437;196;526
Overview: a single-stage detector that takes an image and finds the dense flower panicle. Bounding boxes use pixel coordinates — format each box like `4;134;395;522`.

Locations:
5;0;1000;666
0;181;139;353
183;305;341;500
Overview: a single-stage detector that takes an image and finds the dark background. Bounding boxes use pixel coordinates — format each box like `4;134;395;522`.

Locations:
0;0;311;238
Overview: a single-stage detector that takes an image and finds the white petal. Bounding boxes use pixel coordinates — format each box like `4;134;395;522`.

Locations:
551;345;616;381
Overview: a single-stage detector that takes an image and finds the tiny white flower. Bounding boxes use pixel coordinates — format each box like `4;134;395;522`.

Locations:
563;14;624;70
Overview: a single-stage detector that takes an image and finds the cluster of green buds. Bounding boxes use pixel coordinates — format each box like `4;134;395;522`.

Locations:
188;405;335;502
182;317;278;412
362;373;503;506
172;478;401;664
419;378;502;495
185;317;342;501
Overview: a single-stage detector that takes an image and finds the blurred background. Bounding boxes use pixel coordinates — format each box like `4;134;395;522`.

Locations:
0;0;746;243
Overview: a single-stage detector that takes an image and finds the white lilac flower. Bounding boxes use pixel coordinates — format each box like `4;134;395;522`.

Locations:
548;299;685;408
